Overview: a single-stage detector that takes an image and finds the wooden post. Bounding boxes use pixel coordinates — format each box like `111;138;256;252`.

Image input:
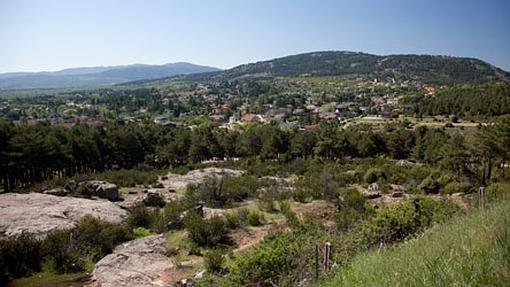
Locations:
324;242;332;272
315;244;320;282
479;187;486;209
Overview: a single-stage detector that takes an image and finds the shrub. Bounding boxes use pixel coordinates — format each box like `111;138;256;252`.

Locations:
223;175;258;202
437;173;459;188
278;200;292;214
76;183;93;197
486;182;510;202
198;177;227;208
335;208;364;232
73;215;133;261
133;227;153;238
184;214;231;247
418;176;440;194
127;204;153;229
355;197;460;246
226;233;305;286
258;191;278;212
364;168;386;184
443;181;472;195
292;188;310;203
342;188;367;213
225;208;249;230
204;249;225;273
43;229;85;274
97;169;159;187
247;211;266;227
0;233;43;283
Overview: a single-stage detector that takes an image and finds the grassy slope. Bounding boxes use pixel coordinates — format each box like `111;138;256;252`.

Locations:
320;198;510;287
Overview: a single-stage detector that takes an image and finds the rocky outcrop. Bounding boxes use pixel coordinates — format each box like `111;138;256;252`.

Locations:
0;193;127;239
117;188;182;209
42;187;70;196
88;234;173;287
160;168;244;191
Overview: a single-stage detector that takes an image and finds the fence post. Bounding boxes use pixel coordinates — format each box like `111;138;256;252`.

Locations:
315;244;320;283
479;187;486;209
324;242;332;272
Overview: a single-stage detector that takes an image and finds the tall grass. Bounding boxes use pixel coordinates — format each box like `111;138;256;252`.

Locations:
320;197;510;287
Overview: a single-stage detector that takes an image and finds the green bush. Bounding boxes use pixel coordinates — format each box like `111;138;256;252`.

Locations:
0;233;43;283
437;173;459;188
486;182;510;202
443;181;471;195
278;200;292;214
204;249;225;273
418;176;440;194
223;175;258;202
43;230;85;274
72;215;133;261
292;188;310;203
226;233;305;286
258;191;278;212
335;208;364;232
364;168;386;184
127;204;153;229
133;227;153;238
355;197;460;246
247;211;266;227
342;188;367;213
184;214;231;247
225;208;249;230
96;169;159;187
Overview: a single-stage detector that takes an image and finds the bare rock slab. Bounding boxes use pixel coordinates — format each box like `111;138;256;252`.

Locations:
160;168;244;191
88;234;173;287
0;193;127;239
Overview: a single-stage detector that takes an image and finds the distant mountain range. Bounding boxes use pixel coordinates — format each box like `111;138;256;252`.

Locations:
0;63;220;90
182;51;510;85
2;51;509;90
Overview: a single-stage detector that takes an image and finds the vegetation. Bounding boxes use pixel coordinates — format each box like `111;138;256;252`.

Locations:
1;51;509;286
4;114;509;192
185;51;510;84
320;195;510;287
409;83;510;117
0;216;134;284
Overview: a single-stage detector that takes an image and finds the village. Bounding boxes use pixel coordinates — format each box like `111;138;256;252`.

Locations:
0;77;437;131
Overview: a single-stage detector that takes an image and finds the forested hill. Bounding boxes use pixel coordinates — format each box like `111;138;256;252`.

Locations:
183;51;510;84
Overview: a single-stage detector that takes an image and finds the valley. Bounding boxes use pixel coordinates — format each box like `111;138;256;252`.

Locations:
1;51;509;287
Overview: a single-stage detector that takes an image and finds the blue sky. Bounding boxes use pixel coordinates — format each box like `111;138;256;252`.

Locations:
1;0;509;73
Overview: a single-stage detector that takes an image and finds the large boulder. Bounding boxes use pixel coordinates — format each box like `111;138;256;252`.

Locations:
0;193;127;239
88;234;173;287
362;189;381;199
368;182;381;192
84;181;120;201
143;192;166;207
96;183;120;201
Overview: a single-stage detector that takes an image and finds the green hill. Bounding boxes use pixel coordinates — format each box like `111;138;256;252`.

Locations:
320;194;510;287
183;51;510;84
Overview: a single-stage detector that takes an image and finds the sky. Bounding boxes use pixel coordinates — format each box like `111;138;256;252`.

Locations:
0;0;509;73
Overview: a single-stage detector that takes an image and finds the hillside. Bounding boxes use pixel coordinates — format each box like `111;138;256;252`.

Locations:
0;62;220;90
182;51;510;84
320;195;510;287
